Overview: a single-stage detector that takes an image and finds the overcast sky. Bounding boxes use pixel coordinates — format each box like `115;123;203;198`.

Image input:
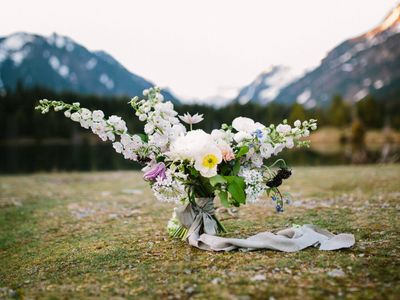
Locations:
1;0;398;102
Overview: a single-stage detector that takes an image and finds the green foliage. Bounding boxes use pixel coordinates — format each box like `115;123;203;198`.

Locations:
327;95;352;127
356;96;384;128
235;146;249;158
288;103;307;124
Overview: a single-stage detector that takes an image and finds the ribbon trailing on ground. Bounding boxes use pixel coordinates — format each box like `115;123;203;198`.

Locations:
175;198;355;252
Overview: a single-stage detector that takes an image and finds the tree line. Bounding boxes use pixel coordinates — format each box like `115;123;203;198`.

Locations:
0;85;399;142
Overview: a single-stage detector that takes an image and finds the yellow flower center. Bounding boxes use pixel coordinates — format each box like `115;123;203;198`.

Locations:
202;154;218;168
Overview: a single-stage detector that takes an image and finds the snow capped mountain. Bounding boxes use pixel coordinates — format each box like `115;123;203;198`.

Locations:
0;32;179;103
273;3;400;107
236;66;298;105
234;4;400;108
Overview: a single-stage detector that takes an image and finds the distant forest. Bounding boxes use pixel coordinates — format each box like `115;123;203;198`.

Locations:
1;84;400;142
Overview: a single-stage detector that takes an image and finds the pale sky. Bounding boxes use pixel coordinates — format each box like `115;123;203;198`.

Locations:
1;0;398;102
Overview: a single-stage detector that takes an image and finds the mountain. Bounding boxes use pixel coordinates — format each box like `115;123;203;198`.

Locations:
273;4;400;107
236;65;298;105
235;4;400;108
0;32;180;103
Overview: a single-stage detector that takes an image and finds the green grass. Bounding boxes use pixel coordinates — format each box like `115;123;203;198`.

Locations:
0;165;399;299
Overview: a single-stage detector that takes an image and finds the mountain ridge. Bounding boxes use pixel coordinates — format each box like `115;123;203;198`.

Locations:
235;3;400;107
0;32;180;103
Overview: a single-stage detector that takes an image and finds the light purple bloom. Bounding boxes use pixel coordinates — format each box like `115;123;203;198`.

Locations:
143;162;166;181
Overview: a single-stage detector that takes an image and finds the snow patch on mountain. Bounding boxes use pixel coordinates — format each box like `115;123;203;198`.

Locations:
0;32;35;66
237;66;298;105
47;33;75;52
99;73;114;90
86;58;97;70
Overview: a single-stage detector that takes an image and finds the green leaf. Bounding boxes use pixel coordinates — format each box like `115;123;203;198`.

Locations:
236;146;249;158
218;191;229;207
228;181;246;204
138;134;148;143
232;160;241;176
209;175;227;187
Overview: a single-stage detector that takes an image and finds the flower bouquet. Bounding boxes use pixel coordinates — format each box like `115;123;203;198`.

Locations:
36;87;354;252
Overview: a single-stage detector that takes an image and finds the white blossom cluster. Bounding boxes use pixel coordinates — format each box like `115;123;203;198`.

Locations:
130;88;186;153
151;170;187;203
230;117;318;168
240;168;266;203
36;100;142;161
112;134;144;161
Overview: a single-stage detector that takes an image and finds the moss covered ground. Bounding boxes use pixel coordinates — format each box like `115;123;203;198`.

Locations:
0;165;399;299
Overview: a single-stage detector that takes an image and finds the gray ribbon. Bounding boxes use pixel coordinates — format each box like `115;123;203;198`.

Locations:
175;198;219;250
175;199;355;252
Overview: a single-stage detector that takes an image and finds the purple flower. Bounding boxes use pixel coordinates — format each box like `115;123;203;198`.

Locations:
143;162;166;181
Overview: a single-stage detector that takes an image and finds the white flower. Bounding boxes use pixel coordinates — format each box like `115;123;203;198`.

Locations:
149;133;169;149
276;124;291;135
64;110;71;118
311;123;317;130
240;168;266;203
232;117;255;133
156;93;164;102
274;143;285;155
139;114;147;121
251;154;263;168
108;115;127;132
80;119;92;129
144;123;155;134
113;142;123;153
194;145;222;177
169;124;186;141
179;112;204;125
285;137;294;149
234;131;252;143
70;112;80;122
294;120;301;128
260;143;273;159
303;129;310;137
155;102;176;115
80;108;92;120
169;129;214;160
143;89;149;96
92;110;105;122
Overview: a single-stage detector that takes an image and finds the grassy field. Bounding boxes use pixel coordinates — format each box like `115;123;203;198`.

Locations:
0;165;399;299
